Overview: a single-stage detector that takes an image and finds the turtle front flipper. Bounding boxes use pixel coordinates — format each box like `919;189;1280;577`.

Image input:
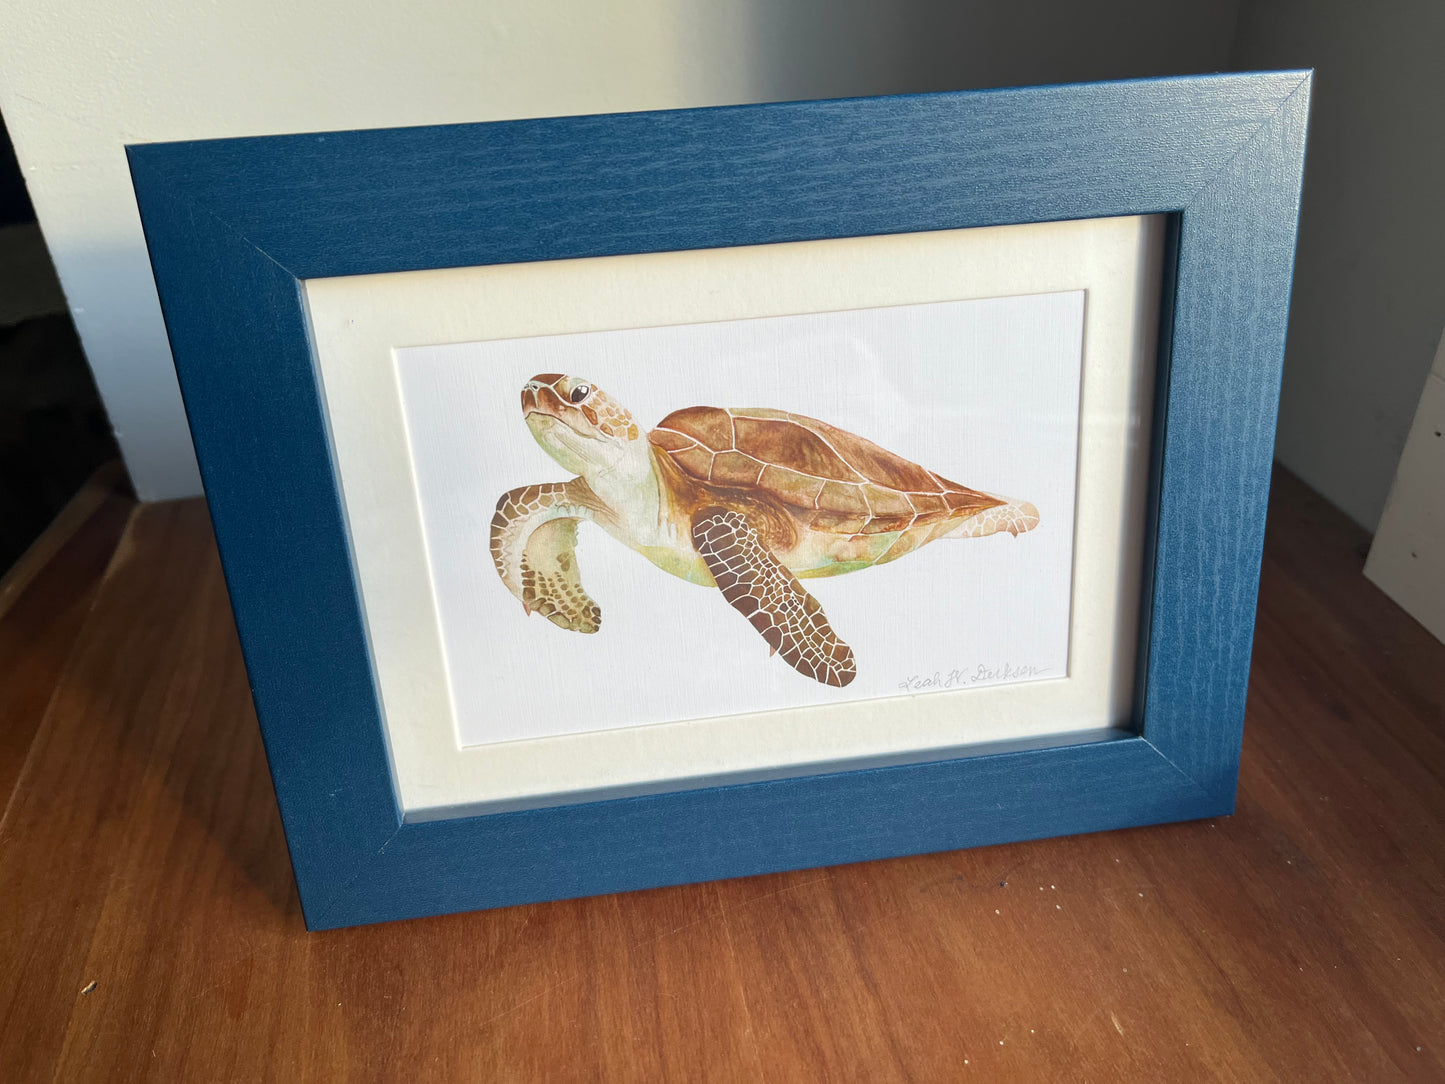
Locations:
691;507;856;687
491;481;601;633
520;518;600;633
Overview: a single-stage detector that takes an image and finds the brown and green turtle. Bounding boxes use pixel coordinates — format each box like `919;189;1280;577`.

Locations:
491;373;1040;688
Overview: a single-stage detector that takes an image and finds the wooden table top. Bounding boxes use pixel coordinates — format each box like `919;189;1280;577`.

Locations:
1;467;1442;1081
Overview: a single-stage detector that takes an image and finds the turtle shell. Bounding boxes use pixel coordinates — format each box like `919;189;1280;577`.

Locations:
650;406;1003;536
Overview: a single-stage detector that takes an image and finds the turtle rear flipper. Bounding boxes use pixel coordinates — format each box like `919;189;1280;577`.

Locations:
691;507;856;687
943;498;1040;538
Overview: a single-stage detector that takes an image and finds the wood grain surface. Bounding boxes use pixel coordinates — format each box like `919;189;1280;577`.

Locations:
2;467;1443;1081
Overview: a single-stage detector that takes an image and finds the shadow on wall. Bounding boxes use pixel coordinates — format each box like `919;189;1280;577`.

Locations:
1230;0;1445;531
738;1;1244;101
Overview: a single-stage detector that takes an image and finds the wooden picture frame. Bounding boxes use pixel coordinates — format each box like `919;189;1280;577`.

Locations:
127;71;1311;930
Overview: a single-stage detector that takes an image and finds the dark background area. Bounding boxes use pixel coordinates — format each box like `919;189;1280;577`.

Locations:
0;112;122;577
0;114;35;226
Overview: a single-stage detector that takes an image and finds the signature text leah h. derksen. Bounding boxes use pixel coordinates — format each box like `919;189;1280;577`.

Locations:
897;662;1049;693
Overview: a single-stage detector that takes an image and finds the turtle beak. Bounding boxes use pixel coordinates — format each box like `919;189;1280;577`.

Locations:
521;380;565;419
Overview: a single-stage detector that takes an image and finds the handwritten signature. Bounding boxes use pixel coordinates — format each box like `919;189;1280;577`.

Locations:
897;662;1049;693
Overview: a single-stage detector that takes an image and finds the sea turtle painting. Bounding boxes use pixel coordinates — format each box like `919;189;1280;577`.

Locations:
491;374;1040;688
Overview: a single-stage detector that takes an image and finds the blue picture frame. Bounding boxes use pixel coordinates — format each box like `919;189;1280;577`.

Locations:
127;71;1310;930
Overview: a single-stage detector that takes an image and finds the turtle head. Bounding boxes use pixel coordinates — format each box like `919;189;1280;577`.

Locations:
522;374;643;477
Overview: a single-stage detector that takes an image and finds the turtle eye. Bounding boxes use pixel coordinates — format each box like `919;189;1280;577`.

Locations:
569;384;592;404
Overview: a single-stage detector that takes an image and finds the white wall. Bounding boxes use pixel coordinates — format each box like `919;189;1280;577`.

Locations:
0;1;1240;500
1365;324;1445;644
1230;0;1445;530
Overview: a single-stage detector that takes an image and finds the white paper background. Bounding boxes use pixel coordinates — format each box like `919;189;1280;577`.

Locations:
397;292;1084;748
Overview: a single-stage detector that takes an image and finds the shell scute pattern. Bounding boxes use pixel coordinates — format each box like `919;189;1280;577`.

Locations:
862;483;912;517
819;480;867;515
812;510;868;534
649;427;694;453
651;406;1004;535
758;464;825;507
910;491;948;517
670;445;715;480
711;450;763;487
731;416;855;483
663;405;733;449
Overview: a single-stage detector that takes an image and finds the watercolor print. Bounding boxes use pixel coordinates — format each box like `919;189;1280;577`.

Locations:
396;291;1083;747
492;376;1040;687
